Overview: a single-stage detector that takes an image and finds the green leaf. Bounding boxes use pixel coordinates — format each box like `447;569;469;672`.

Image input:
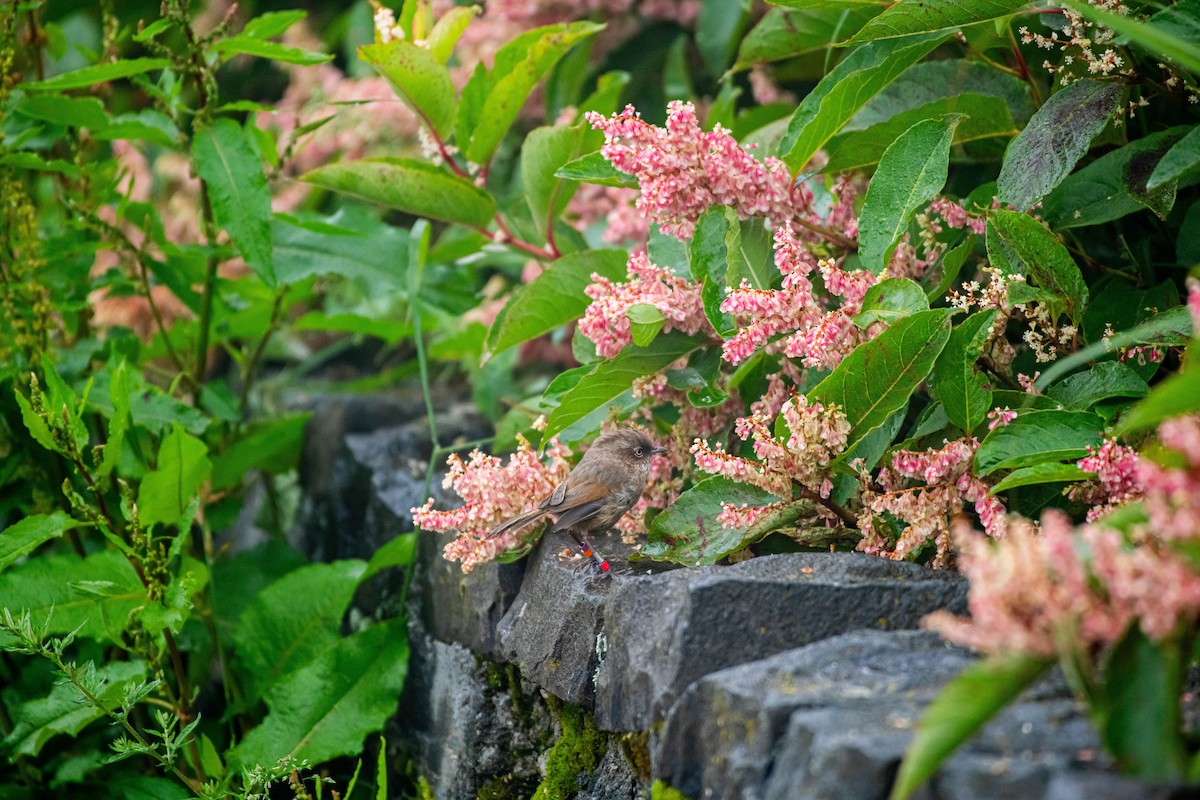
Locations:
1100;627;1186;780
554;151;637;188
97;359;130;479
94;109;180;148
642;476;786;566
933;309;996;436
273;211;410;287
363;533;417;580
427;5;481;63
359;41;456;138
974;409;1104;475
242;9;308;39
853;278;930;327
2;660;147;758
211;413;311;491
192;119;275;286
0;551;146;644
891;653;1052;800
1042;127;1190;229
15;388;59;455
696;0;750;74
15;94;108;129
689;206;764;337
627;304;666;347
1119;368;1200;434
990;461;1089;494
858;115;962;274
1039;304;1192;390
996;79;1122;212
849;0;1029;43
0;512;79;573
1148;126;1200;190
779;32;950;171
212;36;332;65
808;309;955;451
231;560;366;706
22;58;172;91
522;124;588;238
544;332;709;441
230;618;408;771
137;425;212;530
1045;361;1149;410
302;158;496;229
824;95;1018;175
735;4;879;69
1063;0;1200;75
465;22;604;165
486;250;629;356
985;209;1088;322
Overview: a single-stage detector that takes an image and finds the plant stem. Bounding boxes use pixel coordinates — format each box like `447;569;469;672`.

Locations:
795;483;858;528
237;288;287;419
792;215;859;252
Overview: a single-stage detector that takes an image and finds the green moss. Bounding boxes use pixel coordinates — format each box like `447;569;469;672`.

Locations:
532;698;607;800
650;779;694;800
415;776;435;800
476;774;540;800
617;730;651;781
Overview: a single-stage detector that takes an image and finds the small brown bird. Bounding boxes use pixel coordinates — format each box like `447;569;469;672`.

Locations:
487;428;666;572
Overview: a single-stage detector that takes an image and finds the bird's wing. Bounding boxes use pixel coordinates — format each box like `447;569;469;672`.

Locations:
544;474;612;532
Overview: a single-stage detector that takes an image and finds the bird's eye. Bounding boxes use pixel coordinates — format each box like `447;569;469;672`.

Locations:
634;447;645;457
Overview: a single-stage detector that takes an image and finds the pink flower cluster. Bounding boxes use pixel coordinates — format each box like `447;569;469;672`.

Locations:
1069;438;1143;520
584;101;811;239
857;437;1005;567
692;395;850;526
411;436;572;573
720;223;877;369
928;414;1200;657
1189;278;1200;333
578;250;711;357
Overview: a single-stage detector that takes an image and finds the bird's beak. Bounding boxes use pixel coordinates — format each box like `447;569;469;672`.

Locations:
652;445;668;455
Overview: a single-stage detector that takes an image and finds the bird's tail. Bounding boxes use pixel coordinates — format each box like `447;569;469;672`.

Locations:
486;508;549;540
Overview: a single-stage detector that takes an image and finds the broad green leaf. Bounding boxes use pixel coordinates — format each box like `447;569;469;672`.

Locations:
554;151;637;188
689;206;766;337
850;0;1029;43
360;41;456;138
230;618;407;770
15;94;107;129
985;210;1088;321
210;541;309;640
808;309;955;451
853;278;929;327
192;119;275;286
1040;304;1192;390
1045;361;1149;410
779;32;950;171
138;424;212;530
0;551;146;644
0;512;79;572
990;462;1089;494
925;235;978;300
627;304;666;346
487;250;629;356
94;109;180;148
294;312;412;344
1100;627;1186;780
242;9;308;39
211;413;311;491
465;22;604;165
824;95;1018;175
1042;127;1190;228
15;388;59;455
642;476;788;566
22;58;172;91
1;660;147;758
211;36;331;65
427;6;481;63
1148;126;1200;190
544;333;709;441
974;409;1104;475
302;158;496;228
273;211;410;287
933;309;996;436
86;368;209;436
996;79;1122;212
97;358;130;479
696;0;750;74
891;653;1052;800
231;560;366;706
1064;0;1200;75
735;4;880;69
522;124;589;238
858;115;962;274
363;533;417;580
1119;368;1200;433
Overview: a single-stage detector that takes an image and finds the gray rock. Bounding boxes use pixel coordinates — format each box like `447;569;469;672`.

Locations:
1043;772;1194;800
595;553;968;732
495;531;637;707
654;630;972;800
578;739;644;800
